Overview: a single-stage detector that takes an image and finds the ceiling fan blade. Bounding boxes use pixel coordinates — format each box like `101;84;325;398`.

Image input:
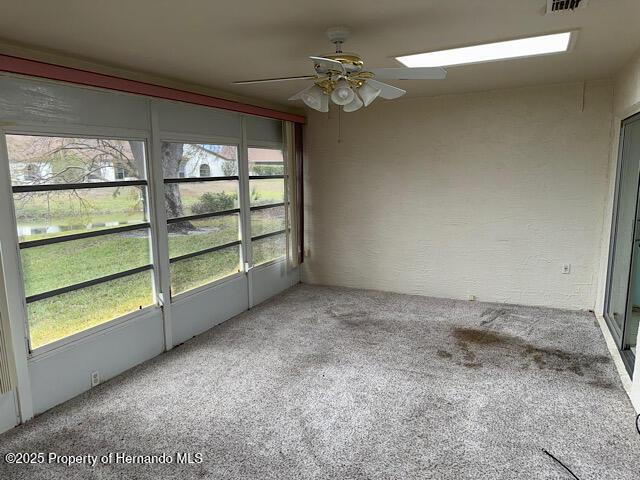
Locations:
366;79;407;100
368;67;447;80
233;75;315;85
310;56;345;74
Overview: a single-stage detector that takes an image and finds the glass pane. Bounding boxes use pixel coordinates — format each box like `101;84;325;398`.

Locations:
248;147;284;176
168;215;239;259
164;181;239;219
253;233;286;266
162;143;238;179
170;245;241;296
249;178;284;207
27;270;153;349
621;119;640;357
6;135;145;185
251;206;285;237
21;229;151;297
14;186;148;242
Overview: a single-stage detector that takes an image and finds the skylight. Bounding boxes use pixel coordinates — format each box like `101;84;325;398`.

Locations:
396;32;573;68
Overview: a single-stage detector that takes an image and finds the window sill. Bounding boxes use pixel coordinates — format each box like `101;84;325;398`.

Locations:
28;305;159;362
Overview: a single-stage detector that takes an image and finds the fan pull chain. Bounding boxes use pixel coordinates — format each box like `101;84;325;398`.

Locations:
337;105;342;143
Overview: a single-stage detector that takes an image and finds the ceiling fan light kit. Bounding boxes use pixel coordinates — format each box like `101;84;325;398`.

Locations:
301;85;329;112
358;81;382;107
343;94;364;112
330;79;355;105
233;26;447;113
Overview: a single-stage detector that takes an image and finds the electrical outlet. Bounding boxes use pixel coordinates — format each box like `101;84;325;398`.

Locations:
561;264;571;274
468;294;477;301
304;248;311;258
91;371;100;387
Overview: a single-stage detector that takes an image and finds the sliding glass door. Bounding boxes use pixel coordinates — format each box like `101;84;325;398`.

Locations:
605;112;640;373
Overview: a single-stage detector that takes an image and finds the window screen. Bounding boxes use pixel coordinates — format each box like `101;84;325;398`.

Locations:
162;142;242;296
6;134;154;349
248;147;287;265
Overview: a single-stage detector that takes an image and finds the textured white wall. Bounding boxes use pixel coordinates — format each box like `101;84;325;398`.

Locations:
613;49;640;116
595;51;640;317
302;81;613;310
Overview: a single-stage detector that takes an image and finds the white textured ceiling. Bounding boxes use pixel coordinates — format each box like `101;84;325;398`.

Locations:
0;0;639;108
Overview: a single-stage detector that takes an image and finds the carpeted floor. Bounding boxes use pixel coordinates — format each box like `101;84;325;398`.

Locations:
1;284;639;479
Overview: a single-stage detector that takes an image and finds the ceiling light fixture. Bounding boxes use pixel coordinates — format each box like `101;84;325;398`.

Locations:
330;79;356;105
358;81;381;107
343;94;364;112
290;84;329;112
396;32;573;68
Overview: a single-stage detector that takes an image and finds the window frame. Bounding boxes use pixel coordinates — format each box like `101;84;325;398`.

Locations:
158;136;244;300
247;142;289;267
1;126;162;356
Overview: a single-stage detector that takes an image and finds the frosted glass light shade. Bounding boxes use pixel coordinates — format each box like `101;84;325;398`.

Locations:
358;81;381;107
343;94;363;112
331;79;355;105
301;85;328;112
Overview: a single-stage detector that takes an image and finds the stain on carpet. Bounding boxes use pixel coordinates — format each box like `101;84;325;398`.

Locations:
479;308;510;326
447;327;611;379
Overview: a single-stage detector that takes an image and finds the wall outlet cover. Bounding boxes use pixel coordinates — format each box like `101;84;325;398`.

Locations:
91;371;100;387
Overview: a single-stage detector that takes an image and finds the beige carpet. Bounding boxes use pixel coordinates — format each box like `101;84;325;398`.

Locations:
1;284;639;479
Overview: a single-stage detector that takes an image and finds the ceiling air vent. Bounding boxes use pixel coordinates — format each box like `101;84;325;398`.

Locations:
546;0;589;14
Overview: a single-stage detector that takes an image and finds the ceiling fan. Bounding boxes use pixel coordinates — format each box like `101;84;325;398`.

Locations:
233;27;447;113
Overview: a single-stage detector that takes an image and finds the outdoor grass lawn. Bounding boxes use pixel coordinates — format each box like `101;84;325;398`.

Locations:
22;210;286;349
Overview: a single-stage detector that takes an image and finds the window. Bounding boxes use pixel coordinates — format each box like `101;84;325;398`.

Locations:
6;135;154;350
199;163;210;177
114;165;126;180
248;147;287;265
162;143;241;296
24;163;39;181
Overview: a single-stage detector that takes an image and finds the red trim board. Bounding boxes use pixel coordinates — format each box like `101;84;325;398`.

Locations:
0;54;305;124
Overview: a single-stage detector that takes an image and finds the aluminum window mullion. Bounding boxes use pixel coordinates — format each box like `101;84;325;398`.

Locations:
166;208;240;225
0;128;34;419
18;222;151;249
12;180;147;193
251;229;287;242
168;240;241;264
248;175;285;180
249;202;286;211
149;104;175;349
238;117;252;271
163;175;239;184
24;264;153;304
